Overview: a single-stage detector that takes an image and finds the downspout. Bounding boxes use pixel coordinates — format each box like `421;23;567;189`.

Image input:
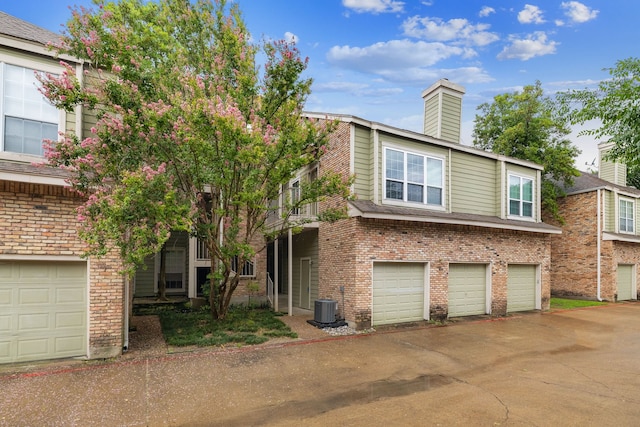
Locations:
596;189;602;301
274;237;279;312
288;228;293;316
123;274;130;351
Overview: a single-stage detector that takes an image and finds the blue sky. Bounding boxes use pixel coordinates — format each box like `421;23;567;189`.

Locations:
2;0;631;169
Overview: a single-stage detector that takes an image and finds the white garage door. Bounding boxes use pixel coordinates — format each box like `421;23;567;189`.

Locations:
448;264;487;317
617;264;635;301
0;261;87;364
507;265;537;312
373;263;425;326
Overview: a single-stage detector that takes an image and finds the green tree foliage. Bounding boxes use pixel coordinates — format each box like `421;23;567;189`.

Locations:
559;57;640;176
39;0;350;319
559;58;640;163
472;81;580;221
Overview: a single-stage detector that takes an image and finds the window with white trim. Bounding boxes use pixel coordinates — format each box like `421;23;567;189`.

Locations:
290;179;300;215
384;147;443;206
619;198;634;233
232;256;255;277
1;63;59;156
509;175;533;218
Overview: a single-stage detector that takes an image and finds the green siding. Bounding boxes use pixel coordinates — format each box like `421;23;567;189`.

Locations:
440;93;462;143
135;256;156;297
423;96;439;137
0;47;60;69
604;190;615;232
291;231;318;309
599;159;628;186
134;231;189;297
353;125;371;200
82;70;101;139
450;151;496;215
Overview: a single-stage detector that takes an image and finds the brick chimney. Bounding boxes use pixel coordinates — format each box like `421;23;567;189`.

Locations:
421;79;465;143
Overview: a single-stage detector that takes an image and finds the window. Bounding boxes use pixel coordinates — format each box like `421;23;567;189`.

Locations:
620;198;634;233
1;63;59;156
384;147;443;206
509;175;533;218
290;179;300;215
232;256;255;277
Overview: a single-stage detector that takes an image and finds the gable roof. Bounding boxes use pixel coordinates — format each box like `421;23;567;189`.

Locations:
562;172;640;197
304;111;544;171
0;11;61;46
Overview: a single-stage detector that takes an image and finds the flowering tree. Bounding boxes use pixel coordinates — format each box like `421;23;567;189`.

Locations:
40;0;350;319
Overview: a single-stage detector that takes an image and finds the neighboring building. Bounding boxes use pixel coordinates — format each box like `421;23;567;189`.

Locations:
0;12;124;364
269;80;561;329
132;229;266;306
0;11;268;365
546;143;640;302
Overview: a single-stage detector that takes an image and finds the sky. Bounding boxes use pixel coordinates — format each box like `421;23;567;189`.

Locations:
1;0;634;170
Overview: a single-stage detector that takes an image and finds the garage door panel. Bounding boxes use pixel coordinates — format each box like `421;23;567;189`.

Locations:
507;265;536;312
56;288;85;304
448;264;487;317
17;339;49;358
0;289;11;305
18;288;51;304
55;335;85;352
617;265;634;301
56;311;85;328
373;263;425;326
0;261;87;364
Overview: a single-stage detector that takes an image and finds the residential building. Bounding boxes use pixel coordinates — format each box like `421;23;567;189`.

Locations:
269;79;561;329
0;11;124;364
546;143;640;302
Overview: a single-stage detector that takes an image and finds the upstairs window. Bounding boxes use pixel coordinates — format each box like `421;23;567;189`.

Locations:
290;179;300;215
619;198;635;233
1;63;59;156
384;147;443;206
509;175;533;218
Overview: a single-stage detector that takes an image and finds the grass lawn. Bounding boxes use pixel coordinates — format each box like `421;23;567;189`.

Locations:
550;297;607;310
144;304;298;347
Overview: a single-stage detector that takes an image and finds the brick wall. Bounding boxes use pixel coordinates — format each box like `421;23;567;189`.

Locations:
547;190;640;301
545;191;600;299
315;120;551;328
320;217;551;328
0;180;123;359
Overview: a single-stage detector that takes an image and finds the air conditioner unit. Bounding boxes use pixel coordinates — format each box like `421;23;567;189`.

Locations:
314;299;337;323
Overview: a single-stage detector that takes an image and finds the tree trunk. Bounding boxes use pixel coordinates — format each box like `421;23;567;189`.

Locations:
158;245;168;301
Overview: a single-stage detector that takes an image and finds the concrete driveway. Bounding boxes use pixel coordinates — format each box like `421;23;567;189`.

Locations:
2;303;640;426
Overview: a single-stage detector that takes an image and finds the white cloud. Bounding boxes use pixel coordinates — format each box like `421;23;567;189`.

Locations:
402;16;499;47
555;19;565;26
497;32;558;60
518;4;546;24
479;6;495;18
284;32;298;44
326;39;493;84
313;81;404;97
561;1;599;24
342;0;404;14
327;39;466;70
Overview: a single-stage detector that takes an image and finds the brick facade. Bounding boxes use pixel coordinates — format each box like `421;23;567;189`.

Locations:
319;217;551;328
546;192;600;298
0;180;124;359
314;120;552;329
547;190;640;301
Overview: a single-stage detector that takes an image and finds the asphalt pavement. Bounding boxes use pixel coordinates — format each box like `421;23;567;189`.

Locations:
2;303;640;426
